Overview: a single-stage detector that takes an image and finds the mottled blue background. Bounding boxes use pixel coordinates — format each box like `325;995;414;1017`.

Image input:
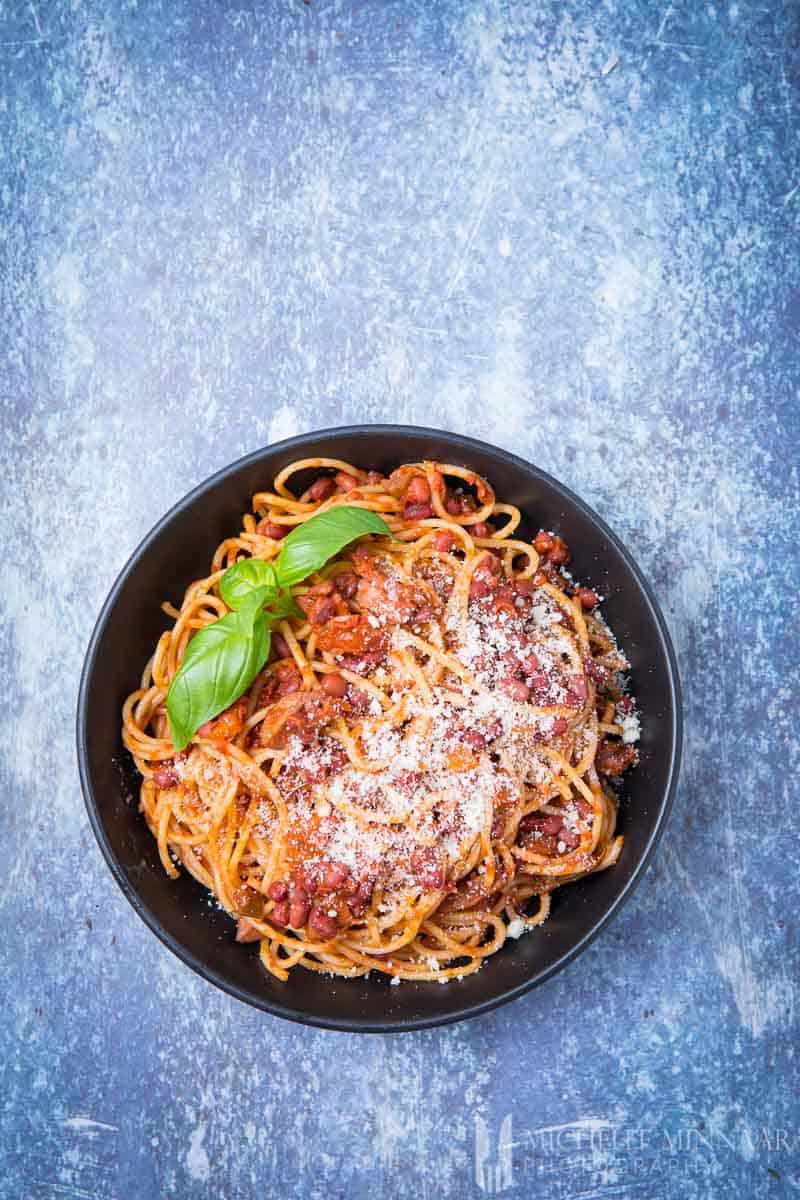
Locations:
2;0;798;1196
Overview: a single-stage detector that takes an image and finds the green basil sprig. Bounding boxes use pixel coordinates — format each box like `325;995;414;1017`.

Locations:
276;506;393;586
166;505;390;750
219;559;278;610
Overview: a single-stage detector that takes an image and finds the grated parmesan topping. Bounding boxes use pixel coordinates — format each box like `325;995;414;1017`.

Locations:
620;712;641;744
246;554;635;919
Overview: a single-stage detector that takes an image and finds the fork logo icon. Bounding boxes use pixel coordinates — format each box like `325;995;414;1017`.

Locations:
474;1113;513;1193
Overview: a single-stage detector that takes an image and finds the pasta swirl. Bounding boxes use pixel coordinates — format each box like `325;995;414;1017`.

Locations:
122;459;639;983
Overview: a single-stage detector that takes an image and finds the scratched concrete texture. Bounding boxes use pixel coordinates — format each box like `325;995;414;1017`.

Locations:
1;0;798;1196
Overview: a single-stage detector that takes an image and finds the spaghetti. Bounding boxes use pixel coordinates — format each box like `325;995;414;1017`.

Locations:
122;458;639;983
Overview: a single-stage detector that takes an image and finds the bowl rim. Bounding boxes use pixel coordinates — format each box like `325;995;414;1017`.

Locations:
76;424;683;1032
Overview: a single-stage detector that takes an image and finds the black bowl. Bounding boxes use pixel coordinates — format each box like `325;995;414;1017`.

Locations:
77;426;682;1032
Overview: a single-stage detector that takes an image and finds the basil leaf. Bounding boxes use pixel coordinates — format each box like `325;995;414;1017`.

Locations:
177;590;266;679
165;510;390;749
275;506;391;588
265;589;305;622
180;614;243;672
167;601;270;750
220;559;278;610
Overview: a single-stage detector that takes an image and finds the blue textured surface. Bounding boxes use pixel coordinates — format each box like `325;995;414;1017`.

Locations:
2;1;799;1196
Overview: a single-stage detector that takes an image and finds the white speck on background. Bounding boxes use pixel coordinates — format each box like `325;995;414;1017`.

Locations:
715;945;796;1039
268;404;301;444
187;1122;210;1182
594;255;645;314
634;1070;657;1095
381;342;410;387
550;112;586;147
738;82;753;111
477;307;531;439
62;1116;118;1133
49;253;85;309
